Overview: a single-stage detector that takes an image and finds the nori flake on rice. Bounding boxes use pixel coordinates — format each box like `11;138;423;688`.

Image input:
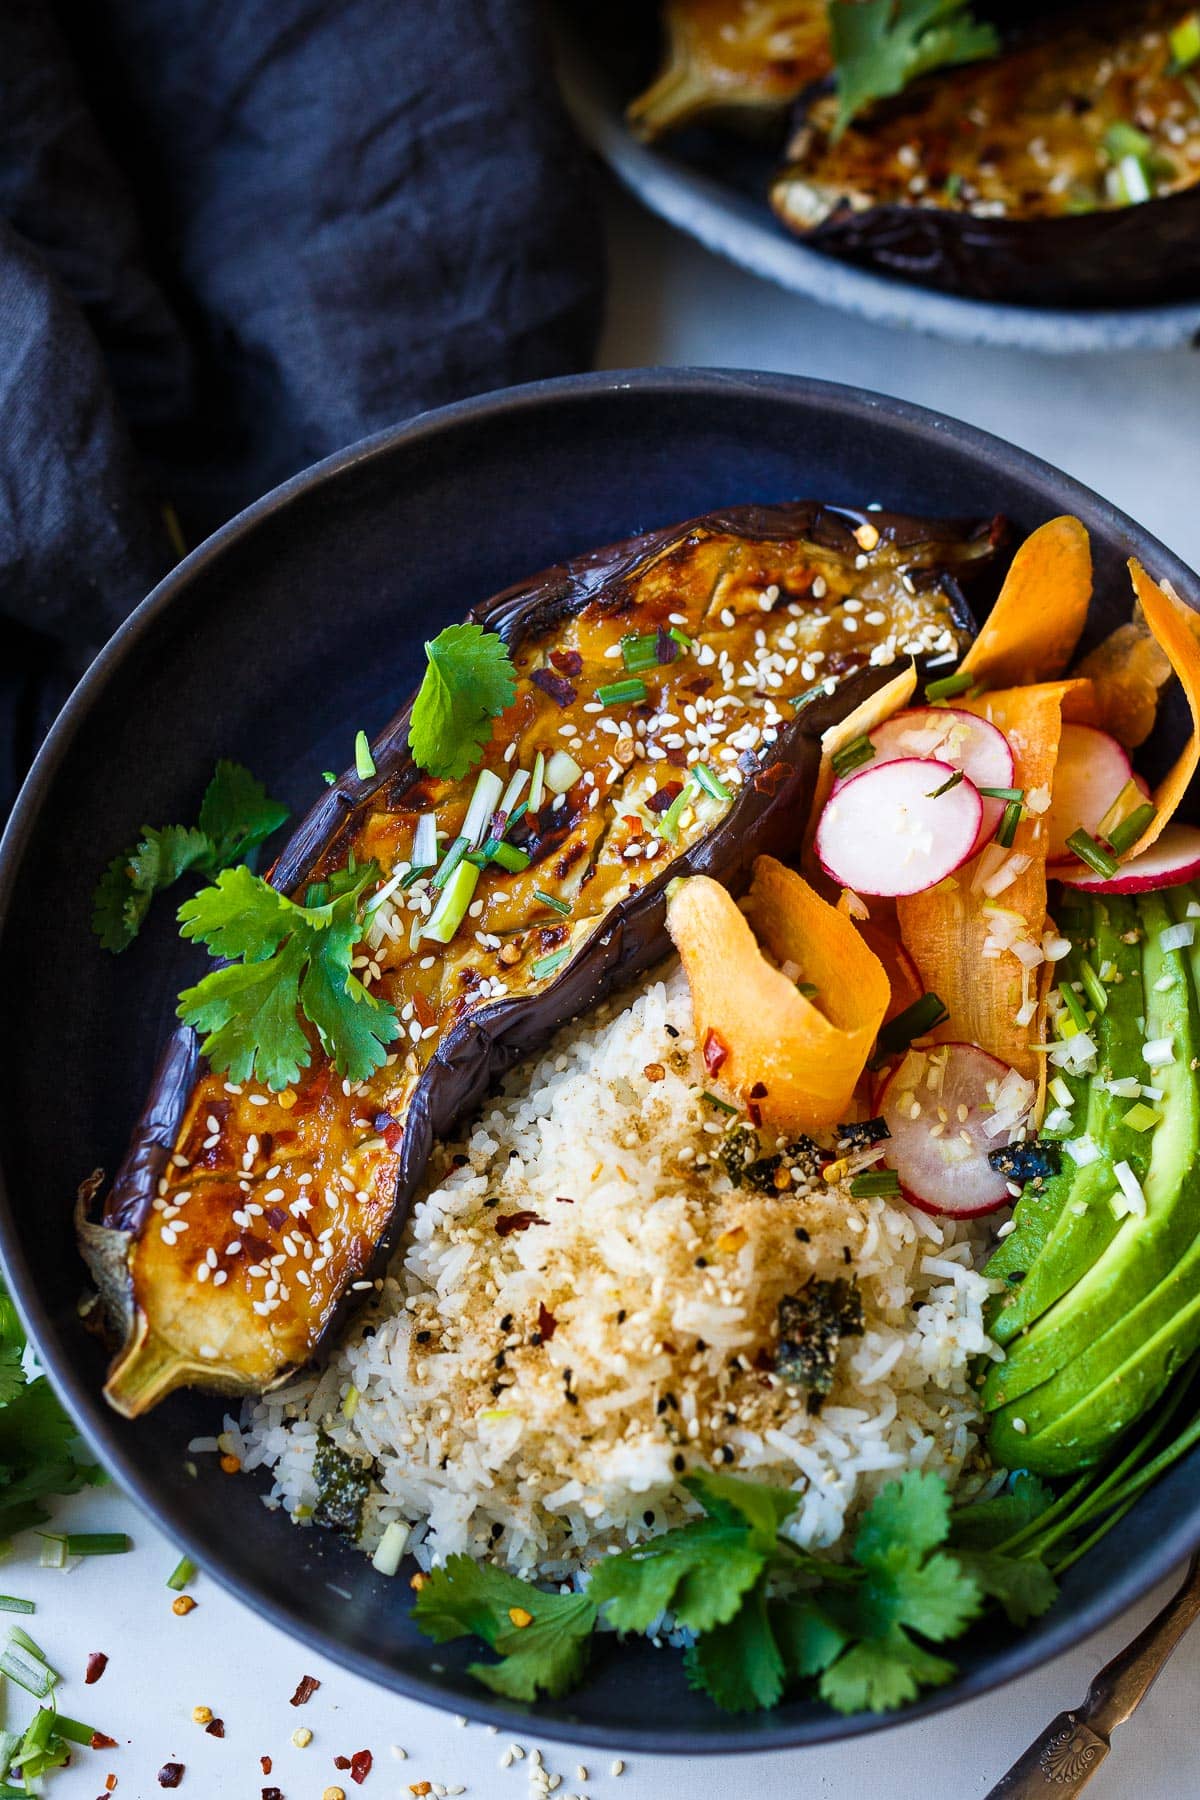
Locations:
775;1278;865;1409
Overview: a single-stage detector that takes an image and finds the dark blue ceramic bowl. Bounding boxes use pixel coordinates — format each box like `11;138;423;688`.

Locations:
1;370;1197;1753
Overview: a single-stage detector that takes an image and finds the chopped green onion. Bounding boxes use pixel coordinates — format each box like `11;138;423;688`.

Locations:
790;684;828;711
508;800;529;830
0;1732;19;1783
400;864;433;889
371;1519;410;1578
8;1626;47;1661
0;1648;55;1699
166;1555;197;1592
46;1714;100;1747
421;859;481;945
0;1599;33;1615
534;889;571;915
978;786;1024;802
830;735;875;779
527;750;545;813
354;730;376;780
363;868;406;917
497;767;530;823
996;798;1024;848
15;1709;54;1761
1066;828;1120;879
490;842;530;874
702;1091;740;1115
926;769;963;799
620;632;660;673
873;991;949;1063
1123;1101;1162;1132
461;768;504;849
431;833;470;892
1058;982;1091;1034
1097;778;1146;842
1079;958;1108;1016
63;1534;128;1557
657;778;699;844
411;812;438;873
668;626;694;652
796;982;819;999
849;1169;902;1199
1170;11;1200;68
544;750;582;794
693;763;732;802
925;670;973;703
322;770;337;785
37;1534;66;1571
1106;802;1156;856
1115;153;1153;204
342;1384;359;1420
532;947;570;981
1104;120;1153;162
596;678;647;707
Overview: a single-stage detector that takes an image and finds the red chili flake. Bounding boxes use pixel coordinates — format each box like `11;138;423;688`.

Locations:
684;675;713;695
85;1651;108;1684
265;1205;287;1231
495;1211;546;1237
749;1082;768;1099
382;1122;403;1151
262;1790;283;1800
205;1719;225;1738
537;1302;557;1341
350;1749;373;1784
703;1029;729;1076
335;1757;351;1770
91;1733;117;1750
531;667;576;708
554;1194;574;1204
157;1766;185;1789
105;1780;118;1795
747;1101;762;1128
261;1756;273;1775
550;648;583;677
290;1674;321;1706
752;760;789;795
645;781;683;815
664;744;688;767
412;990;437;1031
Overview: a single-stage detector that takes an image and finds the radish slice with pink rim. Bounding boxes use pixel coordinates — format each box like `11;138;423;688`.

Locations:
1042;723;1134;864
1056;822;1200;895
816;757;983;898
878;1042;1034;1218
835;706;1015;851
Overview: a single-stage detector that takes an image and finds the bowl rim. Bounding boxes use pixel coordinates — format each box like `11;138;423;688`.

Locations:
2;366;1199;1754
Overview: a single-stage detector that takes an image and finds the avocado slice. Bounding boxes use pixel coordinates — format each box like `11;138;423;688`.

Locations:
987;886;1200;1473
986;893;1148;1345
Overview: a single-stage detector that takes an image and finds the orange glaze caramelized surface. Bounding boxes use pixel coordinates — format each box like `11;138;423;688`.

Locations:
109;515;975;1409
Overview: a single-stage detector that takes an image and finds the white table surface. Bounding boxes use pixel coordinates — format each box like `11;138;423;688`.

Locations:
21;180;1200;1800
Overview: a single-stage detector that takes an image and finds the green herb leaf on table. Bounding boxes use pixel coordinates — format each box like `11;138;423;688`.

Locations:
92;760;288;952
408;624;518;781
827;0;999;138
176;862;399;1090
412;1555;596;1701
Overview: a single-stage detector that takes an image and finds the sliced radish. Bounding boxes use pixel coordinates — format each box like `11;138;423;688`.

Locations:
1056;822;1200;894
816;758;983;898
1042;724;1134;865
837;706;1014;850
879;1042;1029;1217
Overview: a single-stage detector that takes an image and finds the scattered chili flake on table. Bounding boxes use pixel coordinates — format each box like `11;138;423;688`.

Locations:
261;1754;273;1774
205;1718;225;1738
91;1732;118;1750
350;1750;373;1784
262;1789;284;1800
290;1673;321;1705
85;1651;109;1683
157;1765;184;1789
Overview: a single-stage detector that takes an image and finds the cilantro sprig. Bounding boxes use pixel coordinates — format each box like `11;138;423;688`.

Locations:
411;1466;1057;1715
93;760;289;952
176;861;399;1090
827;0;999;137
408;624;517;781
0;1281;100;1543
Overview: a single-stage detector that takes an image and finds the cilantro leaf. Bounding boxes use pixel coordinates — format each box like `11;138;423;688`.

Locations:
685;1468;800;1541
412;1555;596;1702
770;1599;849;1680
197;759;290;867
683;1579;786;1713
177;864;398;1089
854;1469;952;1566
949;1472;1056;1551
408;623;517;781
858;1546;982;1642
819;1628;956;1714
828;0;999;137
0;1290;101;1540
588;1519;768;1635
952;1549;1057;1629
92;760;289;951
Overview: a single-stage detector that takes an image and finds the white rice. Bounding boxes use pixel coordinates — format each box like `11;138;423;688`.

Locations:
230;966;1004;1579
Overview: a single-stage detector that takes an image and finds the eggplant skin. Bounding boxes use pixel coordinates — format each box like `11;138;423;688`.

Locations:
85;500;999;1415
772;0;1200;307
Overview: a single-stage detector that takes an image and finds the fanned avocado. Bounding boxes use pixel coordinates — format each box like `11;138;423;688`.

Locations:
985;886;1200;1475
985;893;1147;1340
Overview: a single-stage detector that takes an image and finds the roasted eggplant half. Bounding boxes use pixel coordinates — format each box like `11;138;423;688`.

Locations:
81;501;1000;1417
771;0;1200;306
628;0;831;141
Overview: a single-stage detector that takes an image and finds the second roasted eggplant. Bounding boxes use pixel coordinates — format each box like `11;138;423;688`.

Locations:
81;500;999;1417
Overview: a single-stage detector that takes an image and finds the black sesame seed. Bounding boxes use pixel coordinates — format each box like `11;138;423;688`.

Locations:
673;1453;686;1473
415;1330;431;1343
665;1024;680;1038
721;1445;735;1464
643;1509;655;1526
499;1314;513;1332
694;1256;708;1268
794;1228;810;1243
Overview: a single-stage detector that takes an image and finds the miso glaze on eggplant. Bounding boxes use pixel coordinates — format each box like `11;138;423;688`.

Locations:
628;0;831;141
82;501;999;1416
771;0;1200;306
